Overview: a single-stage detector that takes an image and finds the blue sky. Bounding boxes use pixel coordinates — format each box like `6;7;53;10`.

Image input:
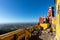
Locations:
0;0;56;23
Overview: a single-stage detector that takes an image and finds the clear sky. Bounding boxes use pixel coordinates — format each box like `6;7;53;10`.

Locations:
0;0;56;23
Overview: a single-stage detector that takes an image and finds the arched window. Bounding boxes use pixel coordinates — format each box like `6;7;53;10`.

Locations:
58;3;60;25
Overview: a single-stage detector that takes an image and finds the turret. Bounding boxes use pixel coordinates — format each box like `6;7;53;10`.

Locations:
39;16;44;23
48;6;54;17
48;6;54;23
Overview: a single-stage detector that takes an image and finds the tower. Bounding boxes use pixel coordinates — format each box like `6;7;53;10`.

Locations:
39;16;44;23
55;0;60;40
48;6;54;23
48;6;54;17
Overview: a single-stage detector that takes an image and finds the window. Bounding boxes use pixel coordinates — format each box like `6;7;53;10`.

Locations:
58;3;60;14
58;3;60;25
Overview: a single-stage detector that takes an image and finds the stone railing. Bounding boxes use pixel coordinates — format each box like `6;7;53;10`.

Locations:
0;26;34;40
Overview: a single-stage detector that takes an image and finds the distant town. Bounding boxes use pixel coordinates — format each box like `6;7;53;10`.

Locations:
0;23;36;35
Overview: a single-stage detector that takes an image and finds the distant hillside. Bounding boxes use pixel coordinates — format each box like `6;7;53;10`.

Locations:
0;23;37;35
